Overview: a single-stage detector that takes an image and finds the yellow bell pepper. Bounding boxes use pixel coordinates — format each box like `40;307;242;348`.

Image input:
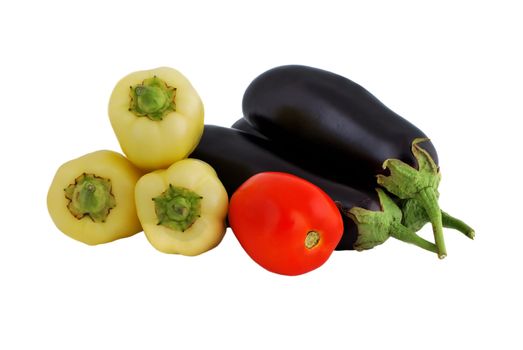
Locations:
47;150;143;245
135;158;228;256
108;67;204;171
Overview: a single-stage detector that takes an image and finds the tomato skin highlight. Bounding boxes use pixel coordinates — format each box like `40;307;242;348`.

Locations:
228;172;343;276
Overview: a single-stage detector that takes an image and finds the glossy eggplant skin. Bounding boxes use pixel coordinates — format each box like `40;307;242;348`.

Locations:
190;125;381;250
242;65;438;187
232;117;362;188
231;118;266;139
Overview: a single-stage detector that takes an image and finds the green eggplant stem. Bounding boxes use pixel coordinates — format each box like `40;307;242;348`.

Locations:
416;187;447;259
390;223;438;254
442;211;475;239
376;138;450;259
401;198;475;240
348;188;439;257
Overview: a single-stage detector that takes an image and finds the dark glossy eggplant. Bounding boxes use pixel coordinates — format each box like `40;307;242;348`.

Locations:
231;118;359;188
242;65;474;258
190;125;437;254
242;65;438;185
231;118;266;139
232;117;374;191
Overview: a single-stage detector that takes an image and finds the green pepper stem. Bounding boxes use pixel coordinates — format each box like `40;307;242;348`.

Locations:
129;76;176;121
390;222;438;254
64;173;116;223
416;187;447;259
442;211;475;239
153;184;202;232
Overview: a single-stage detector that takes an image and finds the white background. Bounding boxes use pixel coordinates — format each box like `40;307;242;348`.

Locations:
1;1;521;349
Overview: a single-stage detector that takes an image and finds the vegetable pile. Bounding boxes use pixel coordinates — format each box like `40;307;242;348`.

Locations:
47;65;474;276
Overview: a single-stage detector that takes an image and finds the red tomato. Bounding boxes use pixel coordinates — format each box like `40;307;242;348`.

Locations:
228;172;343;276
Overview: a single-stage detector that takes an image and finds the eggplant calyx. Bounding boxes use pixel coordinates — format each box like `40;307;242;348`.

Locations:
401;199;475;240
377;138;447;259
347;189;438;255
376;138;441;198
398;198;427;232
